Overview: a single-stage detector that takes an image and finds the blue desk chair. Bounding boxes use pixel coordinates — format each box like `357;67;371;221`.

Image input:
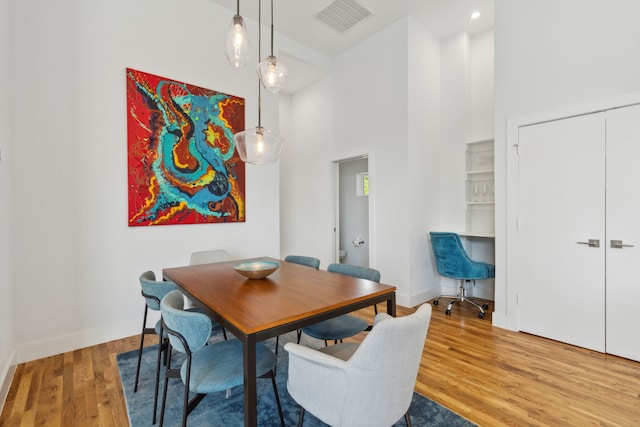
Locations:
299;263;380;345
159;290;285;427
429;232;494;318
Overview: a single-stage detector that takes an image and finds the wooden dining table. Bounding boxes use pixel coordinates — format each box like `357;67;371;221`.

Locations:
163;257;396;427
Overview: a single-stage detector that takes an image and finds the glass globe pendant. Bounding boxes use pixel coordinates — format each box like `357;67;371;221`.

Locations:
234;126;284;165
257;0;287;93
258;55;287;94
232;0;284;165
225;1;251;68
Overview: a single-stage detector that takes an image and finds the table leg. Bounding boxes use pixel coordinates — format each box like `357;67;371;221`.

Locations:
243;334;258;427
387;292;396;316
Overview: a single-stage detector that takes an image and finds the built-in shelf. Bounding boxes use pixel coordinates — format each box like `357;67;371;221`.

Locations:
465;140;495;235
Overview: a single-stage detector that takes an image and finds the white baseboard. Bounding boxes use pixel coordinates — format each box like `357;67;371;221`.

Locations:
396;287;441;309
0;349;16;415
491;311;508;329
14;318;141;364
491;311;519;331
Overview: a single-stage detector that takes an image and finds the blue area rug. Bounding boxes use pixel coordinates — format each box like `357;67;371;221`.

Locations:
117;331;475;426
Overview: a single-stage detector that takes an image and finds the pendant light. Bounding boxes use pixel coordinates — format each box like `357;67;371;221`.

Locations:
257;0;287;93
233;0;284;165
225;0;251;68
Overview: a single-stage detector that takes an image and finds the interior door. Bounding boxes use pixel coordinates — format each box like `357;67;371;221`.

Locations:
605;104;640;361
518;112;606;352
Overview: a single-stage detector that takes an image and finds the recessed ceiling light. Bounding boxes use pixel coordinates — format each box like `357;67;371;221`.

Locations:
470;11;481;20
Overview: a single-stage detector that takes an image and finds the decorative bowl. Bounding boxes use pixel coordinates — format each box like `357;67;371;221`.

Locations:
234;260;280;279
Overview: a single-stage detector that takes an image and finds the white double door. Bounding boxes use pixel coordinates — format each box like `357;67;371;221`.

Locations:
518;104;640;361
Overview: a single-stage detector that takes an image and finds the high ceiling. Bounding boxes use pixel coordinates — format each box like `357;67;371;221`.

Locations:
210;0;494;93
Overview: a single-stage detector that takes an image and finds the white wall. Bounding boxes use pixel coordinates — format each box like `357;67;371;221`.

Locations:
8;0;282;363
427;29;495;300
407;18;441;303
439;32;469;231
333;20;413;303
0;0;15;405
281;17;444;306
494;0;640;329
279;77;335;265
280;18;494;307
469;30;494;143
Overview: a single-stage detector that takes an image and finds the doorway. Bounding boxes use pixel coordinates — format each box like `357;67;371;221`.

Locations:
334;156;370;267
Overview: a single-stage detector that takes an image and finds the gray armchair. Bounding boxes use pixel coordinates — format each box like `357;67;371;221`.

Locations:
284;303;432;427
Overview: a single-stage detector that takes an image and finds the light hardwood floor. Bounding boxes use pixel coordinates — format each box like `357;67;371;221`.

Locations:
2;301;640;426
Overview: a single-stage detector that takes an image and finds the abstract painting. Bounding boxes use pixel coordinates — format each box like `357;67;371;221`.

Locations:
126;68;245;226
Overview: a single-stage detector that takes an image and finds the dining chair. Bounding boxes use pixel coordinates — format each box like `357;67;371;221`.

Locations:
275;255;322;355
135;270;177;424
298;263;380;345
285;303;432;426
429;231;494;318
137;270;228;424
159;290;285;427
284;255;321;269
328;263;382;314
188;249;229;339
189;249;230;265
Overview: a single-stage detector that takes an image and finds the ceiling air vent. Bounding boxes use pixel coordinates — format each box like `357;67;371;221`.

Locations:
314;0;373;34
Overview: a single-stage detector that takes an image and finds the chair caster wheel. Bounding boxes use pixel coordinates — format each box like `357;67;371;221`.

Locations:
445;309;451;315
478;312;485;318
482;303;489;309
433;300;439;306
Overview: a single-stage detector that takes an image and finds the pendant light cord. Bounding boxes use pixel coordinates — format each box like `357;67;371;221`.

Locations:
257;0;262;127
270;0;274;56
236;0;240;15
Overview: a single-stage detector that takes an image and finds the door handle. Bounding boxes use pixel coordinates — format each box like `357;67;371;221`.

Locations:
577;239;600;248
611;240;635;249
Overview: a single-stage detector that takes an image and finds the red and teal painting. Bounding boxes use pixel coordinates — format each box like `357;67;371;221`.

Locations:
126;68;245;226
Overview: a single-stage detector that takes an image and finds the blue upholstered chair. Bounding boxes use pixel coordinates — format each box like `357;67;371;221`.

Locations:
284;255;321;269
429;232;495;318
135;271;176;393
298;263;380;345
137;271;227;424
135;271;177;424
274;255;322;356
285;303;432;427
329;263;382;314
328;263;380;282
159;290;285;427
